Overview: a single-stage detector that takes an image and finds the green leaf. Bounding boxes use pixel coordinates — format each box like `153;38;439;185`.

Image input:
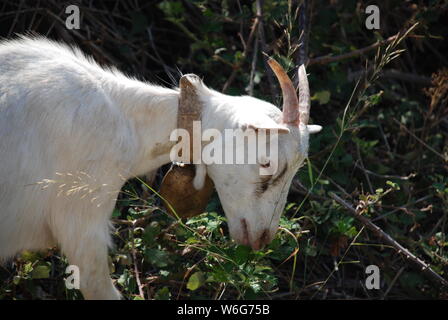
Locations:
209;269;228;282
386;180;401;191
234;245;251;265
158;1;184;18
144;248;171;268
249;280;261;293
117;270;130;286
31;265;50;279
20;250;42;263
143;222;161;246
23;262;33;274
154;287;171;300
112;209;121;218
312;90;331;105
304;244;318;257
159;270;170;277
187;272;205;291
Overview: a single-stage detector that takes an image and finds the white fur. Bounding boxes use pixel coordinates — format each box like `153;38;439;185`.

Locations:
0;37;318;299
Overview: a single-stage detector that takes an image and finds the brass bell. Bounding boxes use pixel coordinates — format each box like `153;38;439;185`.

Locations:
159;163;214;219
159;74;215;219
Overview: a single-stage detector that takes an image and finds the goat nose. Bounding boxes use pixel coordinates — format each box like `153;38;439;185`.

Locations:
240;219;250;247
250;229;270;251
239;220;270;251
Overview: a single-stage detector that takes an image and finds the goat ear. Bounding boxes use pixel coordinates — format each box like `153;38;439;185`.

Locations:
242;117;290;134
307;124;322;134
247;124;290;134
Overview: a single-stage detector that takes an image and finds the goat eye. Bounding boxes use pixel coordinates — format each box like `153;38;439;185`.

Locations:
260;161;270;168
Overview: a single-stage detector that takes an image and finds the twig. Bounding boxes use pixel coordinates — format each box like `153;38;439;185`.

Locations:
382;266;405;299
355;143;374;194
372;194;432;222
293;0;309;89
379;69;432;86
296;0;309;66
132;247;145;300
308;34;398;66
353;162;416;181
146;26;178;80
378;122;392;153
330;192;448;289
176;258;206;300
393;118;447;162
222;12;260;92
290;179;328;201
7;0;24;37
131;222;145;300
45;9;120;66
256;0;277;98
424;39;448;66
348;68;432;86
247;23;259;96
112;211;155;228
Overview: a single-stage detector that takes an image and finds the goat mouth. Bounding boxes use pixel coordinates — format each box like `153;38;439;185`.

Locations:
241;218;250;247
259;229;269;245
238;219;271;250
251;229;269;251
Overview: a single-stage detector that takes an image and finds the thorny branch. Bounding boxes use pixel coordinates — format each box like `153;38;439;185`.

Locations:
308;34;399;66
221;11;260;93
330;192;448;289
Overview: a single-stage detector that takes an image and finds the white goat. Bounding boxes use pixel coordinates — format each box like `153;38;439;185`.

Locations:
0;36;321;299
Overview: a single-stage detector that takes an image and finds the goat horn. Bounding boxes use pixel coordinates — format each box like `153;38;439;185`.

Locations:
298;64;310;125
267;58;299;126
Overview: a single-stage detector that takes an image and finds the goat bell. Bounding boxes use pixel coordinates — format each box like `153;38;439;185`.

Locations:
159;73;214;219
160;163;214;218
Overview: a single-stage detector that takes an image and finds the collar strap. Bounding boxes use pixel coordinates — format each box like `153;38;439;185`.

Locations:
178;75;203;164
